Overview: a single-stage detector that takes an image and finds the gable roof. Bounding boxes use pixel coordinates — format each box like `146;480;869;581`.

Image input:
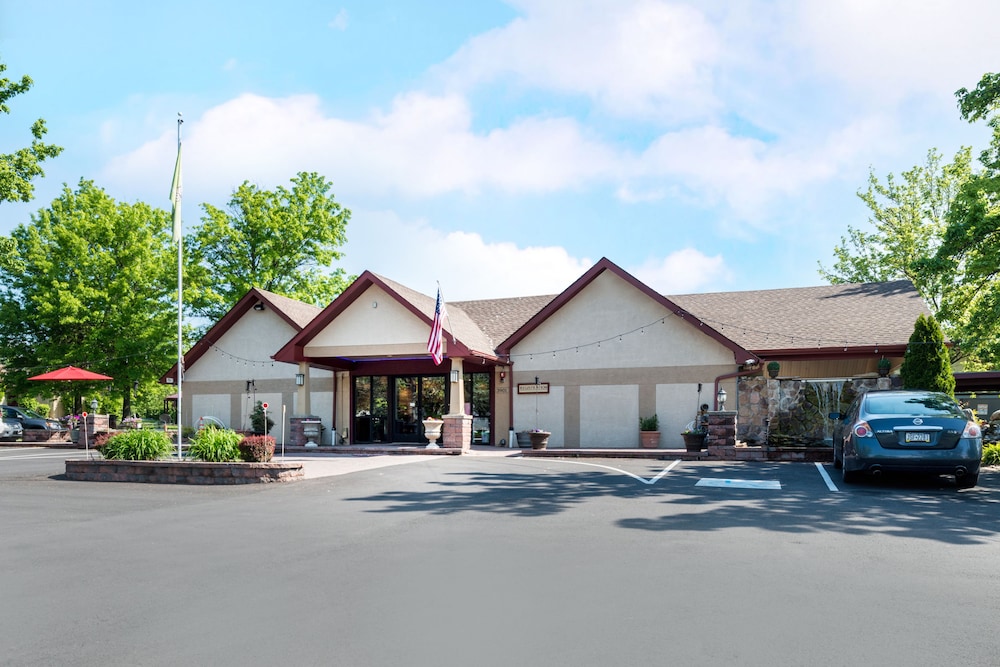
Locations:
670;279;930;358
496;257;756;363
272;271;500;366
160;287;321;383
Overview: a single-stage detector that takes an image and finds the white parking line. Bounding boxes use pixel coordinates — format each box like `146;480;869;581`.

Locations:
540;458;682;485
815;462;839;492
0;450;80;461
696;478;781;490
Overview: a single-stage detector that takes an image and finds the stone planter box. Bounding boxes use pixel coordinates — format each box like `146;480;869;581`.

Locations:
65;460;304;484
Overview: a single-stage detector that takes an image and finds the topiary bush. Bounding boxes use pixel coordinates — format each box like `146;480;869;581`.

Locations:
187;427;242;462
983;443;1000;467
100;430;173;461
238;435;276;462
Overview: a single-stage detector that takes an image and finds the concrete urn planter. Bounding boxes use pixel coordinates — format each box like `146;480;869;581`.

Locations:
422;418;444;449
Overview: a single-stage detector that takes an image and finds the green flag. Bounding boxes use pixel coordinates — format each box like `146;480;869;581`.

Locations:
169;143;182;243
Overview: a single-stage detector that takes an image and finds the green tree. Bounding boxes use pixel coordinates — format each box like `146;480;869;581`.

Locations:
927;72;1000;369
0;61;63;204
818;147;971;314
186;172;353;321
900;314;954;395
0;180;178;417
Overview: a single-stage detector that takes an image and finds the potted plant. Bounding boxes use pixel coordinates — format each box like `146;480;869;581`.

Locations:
681;427;706;452
878;357;891;377
767;361;780;379
528;428;550;449
639;414;660;448
515;430;531;448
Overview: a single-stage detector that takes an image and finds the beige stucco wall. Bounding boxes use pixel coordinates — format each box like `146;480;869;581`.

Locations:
509;271;737;448
180;307;332;435
305;285;441;358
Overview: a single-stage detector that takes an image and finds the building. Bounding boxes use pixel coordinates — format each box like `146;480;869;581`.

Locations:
165;258;932;448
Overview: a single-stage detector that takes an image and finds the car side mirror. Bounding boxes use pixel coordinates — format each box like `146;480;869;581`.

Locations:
828;412;841;420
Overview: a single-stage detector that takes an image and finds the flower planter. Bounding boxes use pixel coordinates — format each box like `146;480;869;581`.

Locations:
639;431;661;448
516;431;531;448
529;431;550;449
422;418;444;449
682;432;706;452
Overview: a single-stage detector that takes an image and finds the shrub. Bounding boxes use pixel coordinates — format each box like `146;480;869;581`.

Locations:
100;430;173;461
983;444;1000;467
639;414;659;431
91;432;112;451
187;428;242;462
238;435;276;462
900;314;954;395
250;401;274;435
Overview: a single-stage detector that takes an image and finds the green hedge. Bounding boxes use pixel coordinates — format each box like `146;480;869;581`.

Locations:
187;428;242;462
983;443;1000;467
100;430;173;461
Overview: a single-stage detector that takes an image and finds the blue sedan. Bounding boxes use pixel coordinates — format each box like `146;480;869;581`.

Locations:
831;389;982;487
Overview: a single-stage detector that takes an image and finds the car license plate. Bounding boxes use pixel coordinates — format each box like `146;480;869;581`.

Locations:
904;432;931;443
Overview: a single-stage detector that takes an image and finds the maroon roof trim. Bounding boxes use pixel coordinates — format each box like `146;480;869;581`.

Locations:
496;257;756;364
159;288;312;384
272;271;474;365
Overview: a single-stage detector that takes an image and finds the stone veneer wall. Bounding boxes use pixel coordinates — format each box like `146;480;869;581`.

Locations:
65;460;304;484
442;414;472;450
738;375;898;446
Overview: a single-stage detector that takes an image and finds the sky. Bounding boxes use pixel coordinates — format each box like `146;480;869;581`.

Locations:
1;0;998;301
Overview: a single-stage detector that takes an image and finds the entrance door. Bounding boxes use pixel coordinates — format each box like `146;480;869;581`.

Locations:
392;376;447;443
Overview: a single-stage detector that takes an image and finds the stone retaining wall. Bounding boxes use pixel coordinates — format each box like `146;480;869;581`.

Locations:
65;460;304;484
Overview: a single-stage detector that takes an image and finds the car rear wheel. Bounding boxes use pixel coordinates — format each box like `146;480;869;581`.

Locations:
956;473;979;489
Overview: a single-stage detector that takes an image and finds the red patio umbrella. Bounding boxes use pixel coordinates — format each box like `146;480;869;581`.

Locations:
28;365;113;381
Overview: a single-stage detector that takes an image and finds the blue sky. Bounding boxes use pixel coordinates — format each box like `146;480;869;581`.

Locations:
2;0;997;300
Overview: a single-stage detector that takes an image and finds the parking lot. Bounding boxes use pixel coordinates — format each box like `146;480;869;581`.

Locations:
1;448;998;666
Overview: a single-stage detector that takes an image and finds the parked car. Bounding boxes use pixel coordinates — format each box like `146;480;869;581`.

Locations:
831;389;982;487
1;414;24;441
0;405;65;433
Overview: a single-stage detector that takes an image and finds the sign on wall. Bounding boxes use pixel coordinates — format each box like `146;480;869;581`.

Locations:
517;383;549;394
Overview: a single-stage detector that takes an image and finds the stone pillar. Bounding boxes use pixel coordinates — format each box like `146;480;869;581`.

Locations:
705;411;736;448
442;413;472;450
290;415;323;446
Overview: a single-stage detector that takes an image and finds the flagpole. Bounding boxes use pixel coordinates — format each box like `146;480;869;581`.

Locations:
174;113;184;460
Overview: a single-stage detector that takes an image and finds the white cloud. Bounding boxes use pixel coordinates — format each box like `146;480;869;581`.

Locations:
631;248;732;295
438;0;722;120
786;0;1000;102
341;210;592;300
100;92;623;205
328;9;349;31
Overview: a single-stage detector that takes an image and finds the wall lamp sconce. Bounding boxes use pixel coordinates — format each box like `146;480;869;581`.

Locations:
450;370;459;383
295;373;305;386
253;301;265;311
717;387;727;410
499;371;506;383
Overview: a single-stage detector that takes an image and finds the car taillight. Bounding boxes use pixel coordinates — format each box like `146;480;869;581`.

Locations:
853;421;873;438
963;422;982;439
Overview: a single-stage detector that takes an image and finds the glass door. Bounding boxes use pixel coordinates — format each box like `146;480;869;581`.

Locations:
391;375;448;443
353;376;388;443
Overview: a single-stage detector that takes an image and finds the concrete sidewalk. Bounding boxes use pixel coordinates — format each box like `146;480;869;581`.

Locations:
279;445;522;479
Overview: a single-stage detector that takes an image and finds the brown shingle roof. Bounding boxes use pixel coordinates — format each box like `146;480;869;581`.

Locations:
452;295;557;350
669;279;931;352
256;288;323;328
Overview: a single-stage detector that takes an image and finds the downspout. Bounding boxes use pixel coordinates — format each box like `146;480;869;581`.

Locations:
713;368;763;410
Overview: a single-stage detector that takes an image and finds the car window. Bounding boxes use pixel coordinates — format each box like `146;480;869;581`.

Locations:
864;394;965;417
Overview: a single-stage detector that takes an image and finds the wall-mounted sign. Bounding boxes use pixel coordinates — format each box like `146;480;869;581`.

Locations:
518;383;549;394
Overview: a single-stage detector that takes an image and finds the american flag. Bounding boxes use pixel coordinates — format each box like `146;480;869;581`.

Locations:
427;286;446;365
